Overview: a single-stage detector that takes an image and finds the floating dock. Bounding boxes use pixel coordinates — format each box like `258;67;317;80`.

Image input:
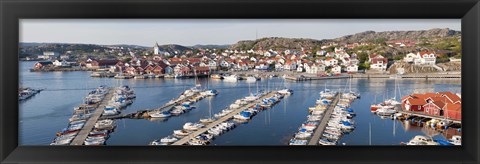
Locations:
308;93;341;145
398;110;461;124
70;88;114;145
171;91;278;145
101;91;202;120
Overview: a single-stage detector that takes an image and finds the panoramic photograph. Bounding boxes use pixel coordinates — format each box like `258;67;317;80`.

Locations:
19;19;462;146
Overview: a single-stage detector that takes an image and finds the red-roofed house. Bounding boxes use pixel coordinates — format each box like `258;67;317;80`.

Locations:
443;103;462;120
368;54;384;63
370;58;388;71
417;51;437;65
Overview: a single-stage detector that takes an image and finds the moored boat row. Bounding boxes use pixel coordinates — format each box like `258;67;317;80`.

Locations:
318;92;358;145
51;86;109;145
148;88;218;118
150;89;291;146
290;87;337;145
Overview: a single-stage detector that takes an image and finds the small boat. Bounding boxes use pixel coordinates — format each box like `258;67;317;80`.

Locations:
211;74;223;79
183;122;204;131
278;88;293;95
233;111;252;120
405;135;440;145
376;107;396;116
223;74;239;82
201;89;218;96
448;135;462;145
318;138;337;145
245;76;259;82
150;111;172;118
149;140;166;145
289;139;308;145
173;129;191;136
294;129;313;139
199;117;216;124
160;136;179;143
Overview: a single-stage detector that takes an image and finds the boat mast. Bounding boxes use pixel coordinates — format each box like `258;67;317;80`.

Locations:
208;96;212;118
369;123;372;145
394;75;397;100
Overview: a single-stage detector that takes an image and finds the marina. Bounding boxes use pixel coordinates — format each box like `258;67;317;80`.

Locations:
19;61;461;146
168;90;287;145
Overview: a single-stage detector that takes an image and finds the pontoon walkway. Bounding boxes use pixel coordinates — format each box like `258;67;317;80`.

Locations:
70;88;114;145
172;91;278;145
308;93;341;145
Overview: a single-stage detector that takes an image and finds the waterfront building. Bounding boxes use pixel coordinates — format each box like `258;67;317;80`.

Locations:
331;65;342;74
53;60;70;67
369;58;388;71
33;61;53;70
346;64;358;73
404;51;437;65
401;92;462;120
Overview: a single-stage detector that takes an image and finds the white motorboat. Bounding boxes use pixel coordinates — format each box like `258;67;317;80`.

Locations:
183;122;204;131
405;135;440;145
376;107;396;116
318;138;337;145
173;130;191;136
199;117;216;124
448;135;462;145
150;111;172;118
246;76;259;82
289;139;308;145
278;88;293;95
160;136;179;143
223;74;239;81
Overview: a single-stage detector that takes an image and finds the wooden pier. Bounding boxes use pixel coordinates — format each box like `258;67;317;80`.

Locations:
398;110;461;124
171;91;278;145
70;88;114;145
308;93;341;145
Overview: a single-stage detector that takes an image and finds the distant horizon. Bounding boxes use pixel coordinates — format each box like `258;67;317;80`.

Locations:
20;19;460;47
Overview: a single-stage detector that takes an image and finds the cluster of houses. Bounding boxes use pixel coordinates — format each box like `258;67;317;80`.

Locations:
401;92;462;120
32;38;456;75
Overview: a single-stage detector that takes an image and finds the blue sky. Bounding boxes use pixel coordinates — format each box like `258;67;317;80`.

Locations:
20;19;460;47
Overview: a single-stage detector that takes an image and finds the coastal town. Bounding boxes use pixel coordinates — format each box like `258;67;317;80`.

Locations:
20;28;462;146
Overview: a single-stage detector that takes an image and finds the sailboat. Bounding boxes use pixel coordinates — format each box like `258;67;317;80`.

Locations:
278;75;293;95
201;67;218;96
384;75;401;105
200;97;216;123
343;76;359;99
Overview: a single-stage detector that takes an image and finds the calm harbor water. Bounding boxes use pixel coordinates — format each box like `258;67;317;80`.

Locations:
19;61;461;145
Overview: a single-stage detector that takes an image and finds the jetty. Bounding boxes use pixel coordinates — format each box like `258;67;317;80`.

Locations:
101;91;203;120
171;91;278;145
70;88;114;145
398;110;461;124
308;93;341;145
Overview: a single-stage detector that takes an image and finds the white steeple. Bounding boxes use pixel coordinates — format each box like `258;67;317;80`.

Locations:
154;42;160;55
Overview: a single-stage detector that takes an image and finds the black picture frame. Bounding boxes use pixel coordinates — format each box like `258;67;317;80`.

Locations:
1;0;479;163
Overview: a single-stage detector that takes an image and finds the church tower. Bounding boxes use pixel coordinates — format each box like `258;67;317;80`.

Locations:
153;42;160;55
